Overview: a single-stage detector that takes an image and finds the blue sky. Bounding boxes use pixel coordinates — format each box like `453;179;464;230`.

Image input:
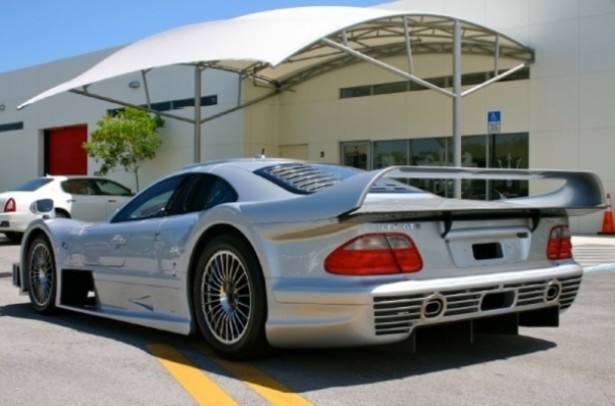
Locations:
1;0;383;73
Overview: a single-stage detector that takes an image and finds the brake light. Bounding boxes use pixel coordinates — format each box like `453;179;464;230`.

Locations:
547;225;572;260
325;233;423;275
3;198;16;213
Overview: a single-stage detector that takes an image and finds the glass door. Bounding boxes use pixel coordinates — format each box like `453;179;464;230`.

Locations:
341;141;370;170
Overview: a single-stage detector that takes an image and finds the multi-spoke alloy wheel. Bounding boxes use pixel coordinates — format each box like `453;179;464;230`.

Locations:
27;236;57;313
202;250;251;344
193;235;268;360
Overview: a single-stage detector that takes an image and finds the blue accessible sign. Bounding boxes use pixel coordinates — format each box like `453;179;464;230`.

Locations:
487;110;501;135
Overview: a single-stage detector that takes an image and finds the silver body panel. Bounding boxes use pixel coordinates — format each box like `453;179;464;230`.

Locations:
13;159;603;349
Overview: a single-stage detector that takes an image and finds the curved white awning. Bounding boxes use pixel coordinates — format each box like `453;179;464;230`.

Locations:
18;6;534;109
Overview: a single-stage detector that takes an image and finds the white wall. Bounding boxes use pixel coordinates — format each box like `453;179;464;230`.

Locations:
2;0;614;233
0;52;244;192
375;0;615;233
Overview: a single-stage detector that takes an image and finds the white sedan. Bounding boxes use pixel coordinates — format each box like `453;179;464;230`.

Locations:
1;176;132;242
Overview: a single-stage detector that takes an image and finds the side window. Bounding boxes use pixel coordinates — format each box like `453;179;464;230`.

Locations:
167;174;237;215
93;179;133;196
111;175;185;223
62;180;91;195
200;177;238;210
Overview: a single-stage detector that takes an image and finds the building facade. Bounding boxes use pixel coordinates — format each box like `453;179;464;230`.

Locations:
1;0;613;233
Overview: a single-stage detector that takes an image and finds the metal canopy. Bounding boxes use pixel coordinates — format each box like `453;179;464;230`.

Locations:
18;6;534;182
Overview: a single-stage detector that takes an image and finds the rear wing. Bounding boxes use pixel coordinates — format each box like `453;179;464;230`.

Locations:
380;166;605;209
240;166;605;223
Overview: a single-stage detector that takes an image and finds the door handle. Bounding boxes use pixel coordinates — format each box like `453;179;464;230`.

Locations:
110;234;127;248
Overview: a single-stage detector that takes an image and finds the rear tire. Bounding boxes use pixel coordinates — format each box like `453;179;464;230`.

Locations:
26;236;58;314
192;235;269;360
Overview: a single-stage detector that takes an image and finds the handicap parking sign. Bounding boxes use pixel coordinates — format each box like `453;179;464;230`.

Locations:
487;110;501;134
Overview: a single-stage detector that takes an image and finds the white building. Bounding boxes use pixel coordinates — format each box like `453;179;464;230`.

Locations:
0;0;613;233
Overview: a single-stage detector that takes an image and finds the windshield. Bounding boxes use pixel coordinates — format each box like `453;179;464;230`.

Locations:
12;178;53;192
255;163;422;195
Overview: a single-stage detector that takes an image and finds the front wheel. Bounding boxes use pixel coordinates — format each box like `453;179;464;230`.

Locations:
26;236;58;313
192;235;269;360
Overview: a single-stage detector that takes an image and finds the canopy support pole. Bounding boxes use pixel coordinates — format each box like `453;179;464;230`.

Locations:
194;66;203;163
453;19;462;198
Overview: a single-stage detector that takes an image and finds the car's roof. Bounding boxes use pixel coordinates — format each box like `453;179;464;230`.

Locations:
181;157;307;173
42;175;109;181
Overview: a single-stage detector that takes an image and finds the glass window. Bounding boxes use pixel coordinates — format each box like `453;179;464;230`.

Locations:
427;76;448;88
409;81;428;91
92;179;133;196
410;138;452;167
111;175;185;222
167;174;237;214
497;67;530;82
462;72;488;86
0;122;24;133
340;86;371;98
373;81;408;95
341;142;370;169
409;137;454;196
12;177;53;191
459;132;529;199
62;180;91;195
460;135;487;199
373;140;408;169
492;133;529;198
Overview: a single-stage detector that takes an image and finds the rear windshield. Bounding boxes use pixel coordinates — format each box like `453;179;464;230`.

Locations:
255;163;422;195
12;178;53;191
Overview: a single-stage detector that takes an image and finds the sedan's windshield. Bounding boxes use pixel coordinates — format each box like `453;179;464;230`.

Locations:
12;178;53;192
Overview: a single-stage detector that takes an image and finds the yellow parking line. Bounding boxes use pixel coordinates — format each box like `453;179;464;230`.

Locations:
192;341;313;406
147;343;238;406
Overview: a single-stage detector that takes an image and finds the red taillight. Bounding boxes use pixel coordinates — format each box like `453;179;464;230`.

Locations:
3;198;16;213
325;233;423;275
547;225;572;260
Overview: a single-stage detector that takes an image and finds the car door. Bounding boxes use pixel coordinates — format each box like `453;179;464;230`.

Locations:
111;174;187;272
91;178;134;217
149;174;238;276
62;179;107;222
84;174;187;311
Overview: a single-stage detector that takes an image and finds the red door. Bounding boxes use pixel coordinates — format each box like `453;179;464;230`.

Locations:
46;125;87;175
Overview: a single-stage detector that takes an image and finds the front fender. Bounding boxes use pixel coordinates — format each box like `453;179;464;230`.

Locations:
18;218;85;292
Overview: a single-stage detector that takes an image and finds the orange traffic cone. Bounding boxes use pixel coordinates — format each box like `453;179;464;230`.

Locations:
598;193;615;235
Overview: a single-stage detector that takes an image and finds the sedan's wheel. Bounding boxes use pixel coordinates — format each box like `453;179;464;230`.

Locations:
4;232;23;243
26;236;58;314
193;235;268;360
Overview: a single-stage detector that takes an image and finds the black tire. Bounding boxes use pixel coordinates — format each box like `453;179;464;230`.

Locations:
55;211;70;219
26;236;58;314
192;234;269;360
4;232;23;243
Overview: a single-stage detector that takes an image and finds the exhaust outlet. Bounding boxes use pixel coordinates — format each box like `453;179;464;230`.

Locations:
422;294;446;320
545;280;562;302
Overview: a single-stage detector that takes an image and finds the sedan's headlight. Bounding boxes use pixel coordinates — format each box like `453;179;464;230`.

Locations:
30;198;54;214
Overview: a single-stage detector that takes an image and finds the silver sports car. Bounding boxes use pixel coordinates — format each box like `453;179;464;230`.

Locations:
12;158;604;359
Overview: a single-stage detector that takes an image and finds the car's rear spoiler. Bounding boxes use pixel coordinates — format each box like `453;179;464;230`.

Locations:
240;166;605;224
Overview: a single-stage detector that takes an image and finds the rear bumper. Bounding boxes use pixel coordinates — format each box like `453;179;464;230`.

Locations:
266;263;583;348
0;212;41;233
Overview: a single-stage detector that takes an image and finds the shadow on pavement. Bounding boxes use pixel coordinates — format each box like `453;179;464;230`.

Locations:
0;301;556;391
